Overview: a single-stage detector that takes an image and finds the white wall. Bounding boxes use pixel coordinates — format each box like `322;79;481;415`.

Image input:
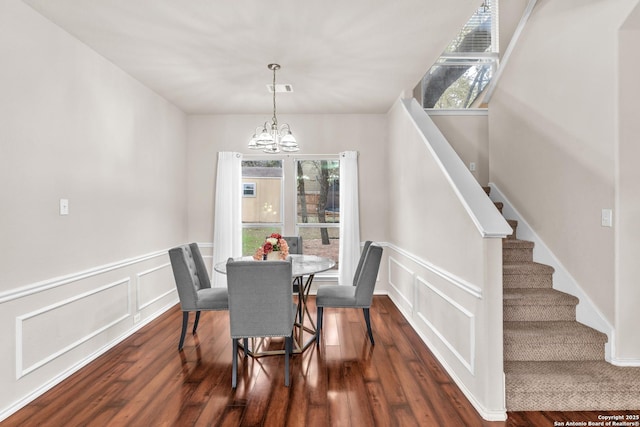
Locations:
186;114;390;247
488;0;638;324
386;100;506;420
0;1;187;419
430;113;489;185
489;0;640;361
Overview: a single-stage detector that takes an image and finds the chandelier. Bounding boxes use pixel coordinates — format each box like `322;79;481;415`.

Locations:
248;64;299;153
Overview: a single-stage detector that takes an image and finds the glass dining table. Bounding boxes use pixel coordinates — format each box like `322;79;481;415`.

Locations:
214;254;335;357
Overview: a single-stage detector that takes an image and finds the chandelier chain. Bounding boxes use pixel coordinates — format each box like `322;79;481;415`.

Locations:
272;66;277;127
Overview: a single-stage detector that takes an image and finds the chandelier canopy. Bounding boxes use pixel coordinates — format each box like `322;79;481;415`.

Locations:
248;64;299;153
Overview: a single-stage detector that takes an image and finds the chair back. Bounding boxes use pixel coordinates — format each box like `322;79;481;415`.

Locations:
188;243;211;289
226;259;295;339
284;236;303;255
354;245;383;306
169;244;209;311
352;241;373;285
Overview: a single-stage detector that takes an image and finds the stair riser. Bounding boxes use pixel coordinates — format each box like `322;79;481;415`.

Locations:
504;305;576;322
503;248;533;263
504;342;605;362
506;392;640;412
503;274;553;288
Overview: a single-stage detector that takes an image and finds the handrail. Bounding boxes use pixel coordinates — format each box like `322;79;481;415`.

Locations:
401;98;512;238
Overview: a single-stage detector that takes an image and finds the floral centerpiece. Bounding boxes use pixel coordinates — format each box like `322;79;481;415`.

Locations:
253;233;290;261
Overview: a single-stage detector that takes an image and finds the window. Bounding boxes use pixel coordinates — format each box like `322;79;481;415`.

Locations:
420;0;498;109
241;160;283;256
296;159;340;271
243;182;256;197
240;156;340;274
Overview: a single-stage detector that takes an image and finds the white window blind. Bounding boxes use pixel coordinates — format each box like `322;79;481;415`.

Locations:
444;0;494;54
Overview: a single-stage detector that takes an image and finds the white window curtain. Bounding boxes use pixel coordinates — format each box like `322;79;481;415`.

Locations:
338;151;361;286
212;152;243;287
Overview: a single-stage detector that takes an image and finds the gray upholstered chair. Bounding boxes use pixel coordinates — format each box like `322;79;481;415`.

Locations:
226;258;296;388
283;235;304;320
169;243;229;351
316;243;383;345
283;236;302;256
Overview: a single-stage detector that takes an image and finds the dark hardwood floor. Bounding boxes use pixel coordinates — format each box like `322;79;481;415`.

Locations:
3;296;638;426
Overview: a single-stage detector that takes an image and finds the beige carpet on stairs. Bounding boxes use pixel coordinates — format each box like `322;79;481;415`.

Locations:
486;187;640;412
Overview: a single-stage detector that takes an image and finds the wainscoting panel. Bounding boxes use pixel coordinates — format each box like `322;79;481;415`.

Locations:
387;256;415;315
414;276;475;374
137;263;174;312
384;244;481;376
16;278;131;379
0;248;179;421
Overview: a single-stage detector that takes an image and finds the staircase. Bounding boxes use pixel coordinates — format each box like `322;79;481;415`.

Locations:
487;189;640;411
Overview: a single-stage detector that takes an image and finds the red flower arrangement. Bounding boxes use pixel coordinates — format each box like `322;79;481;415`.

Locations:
253;233;290;260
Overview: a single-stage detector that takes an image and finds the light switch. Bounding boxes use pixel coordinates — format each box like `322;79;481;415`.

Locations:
601;209;612;227
59;198;69;215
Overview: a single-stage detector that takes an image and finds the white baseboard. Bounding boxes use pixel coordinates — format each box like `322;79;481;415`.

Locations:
386;292;507;421
0;299;177;423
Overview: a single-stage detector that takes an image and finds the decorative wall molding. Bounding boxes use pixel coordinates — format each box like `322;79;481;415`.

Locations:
387;256;415;310
415;276;476;374
136;262;173;311
385;242;483;299
0;249;168;304
15;277;131;379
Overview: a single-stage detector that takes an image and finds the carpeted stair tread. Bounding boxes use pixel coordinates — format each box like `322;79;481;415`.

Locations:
504;288;578;321
503;288;578;306
503;239;534;249
503;262;554;275
505;361;640;410
504;321;607;345
503;262;555;289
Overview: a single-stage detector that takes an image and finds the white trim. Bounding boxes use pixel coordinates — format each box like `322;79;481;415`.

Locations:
387;256;415;310
488;182;615;360
386;242;483;299
416;276;476;375
386;291;507;421
0;249;167;304
136;262;173;311
15;278;131;379
401;99;512;239
1;300;177;423
426;108;488;116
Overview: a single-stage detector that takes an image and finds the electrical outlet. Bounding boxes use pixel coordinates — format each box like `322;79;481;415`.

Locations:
469;162;476;172
133;313;141;323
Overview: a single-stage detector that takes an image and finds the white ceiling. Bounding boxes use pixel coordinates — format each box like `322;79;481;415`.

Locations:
23;0;478;114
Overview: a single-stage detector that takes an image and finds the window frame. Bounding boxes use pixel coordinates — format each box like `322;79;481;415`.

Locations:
241;154;340;278
420;0;499;111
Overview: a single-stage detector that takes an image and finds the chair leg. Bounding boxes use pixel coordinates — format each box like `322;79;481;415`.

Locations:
243;338;249;357
285;335;292;387
232;338;238;389
178;311;189;351
316;307;323;345
192;311;201;334
363;308;375;345
295;277;303;322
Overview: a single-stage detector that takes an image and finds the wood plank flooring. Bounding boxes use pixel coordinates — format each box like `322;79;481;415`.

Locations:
3;296;638;426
